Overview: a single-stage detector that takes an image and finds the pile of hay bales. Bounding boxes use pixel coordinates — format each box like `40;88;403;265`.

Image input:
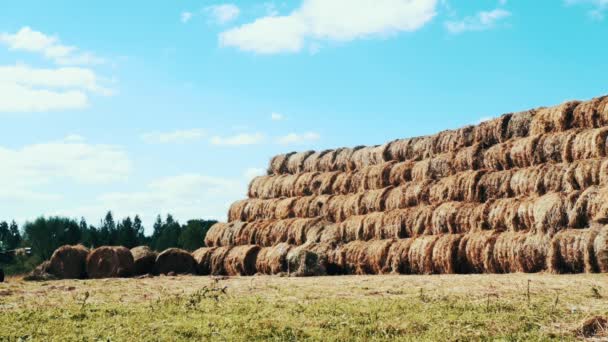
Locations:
210;95;608;275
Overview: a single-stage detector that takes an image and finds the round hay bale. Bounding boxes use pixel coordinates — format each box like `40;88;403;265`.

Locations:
510;135;541;168
358;187;392;215
537;163;570;194
307;194;332;218
483;141;513;171
337;215;365;243
410;136;435;160
227;199;248;222
362;161;394;190
388;161;414;186
155;248;195;275
304;242;340;275
506;109;535;139
411;153;454;182
568;186;608;228
223;245;260;276
192;247;216;275
429;170;485;204
317;149;339;172
564;159;603;191
131;246;157;276
431;202;480;235
473;114;512;145
535;130;579;164
48;245;89;279
433;126;474;155
431;234;463;274
383;206;434;237
204;222;228;247
571;95;608;130
86;246;135;279
268;152;296;175
338;240;394;275
548;229;599;274
334;146;364;172
408;235;441;274
457;231;499;274
510;166;544;197
492;232;527;273
274;197;298;220
529;101;579;135
293;197;313;218
286;151;315;174
294;172;320;197
384;182;431;210
302;150;331;173
386;239;414;274
570;127;608;161
532;192;570;234
453;144;484;172
386;138;418;161
331;172;354;195
209;246;232;275
311;172;338;196
256;243;292;274
476;169;515;202
352;145;389;170
362;212;389;240
338;193;364;222
286;245;326;276
594;224;608;273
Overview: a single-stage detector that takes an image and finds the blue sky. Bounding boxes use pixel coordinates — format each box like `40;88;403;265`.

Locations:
1;0;607;233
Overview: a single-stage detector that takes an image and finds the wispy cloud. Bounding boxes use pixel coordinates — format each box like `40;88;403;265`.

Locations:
210;132;265;146
206;4;241;24
141;129;205;144
271;112;284;121
445;9;511;34
220;0;438;54
276;131;320;145
565;0;608;20
181;11;193;23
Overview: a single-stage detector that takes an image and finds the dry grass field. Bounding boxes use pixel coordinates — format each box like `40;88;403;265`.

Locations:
1;274;607;341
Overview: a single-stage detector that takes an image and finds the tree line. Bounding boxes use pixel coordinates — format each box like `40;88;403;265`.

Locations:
0;211;217;262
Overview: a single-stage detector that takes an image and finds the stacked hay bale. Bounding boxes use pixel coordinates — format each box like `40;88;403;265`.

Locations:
204;95;608;275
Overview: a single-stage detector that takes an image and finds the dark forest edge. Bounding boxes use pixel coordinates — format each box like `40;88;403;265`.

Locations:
0;211;217;275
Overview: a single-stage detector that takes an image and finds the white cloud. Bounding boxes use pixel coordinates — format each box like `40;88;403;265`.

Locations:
271;112;284;121
445;9;511;34
220;0;437;54
0;64;111;112
181;11;193;23
0;27;104;66
565;0;608;19
0;137;131;201
276;131;320;145
206;4;241;24
210;132;265;146
141;129;205;144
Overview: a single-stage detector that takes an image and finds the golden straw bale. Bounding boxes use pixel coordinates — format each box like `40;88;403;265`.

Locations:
310;172;338;195
408;235;441;274
453;144;484;172
457;231;499;273
338;215;365;243
359;187;392;215
492;232;528;273
131;246;157;276
429;170;485;203
317;149;339;172
384;206;435;237
431;234;463;274
382;209;411;238
487;197;531;232
473;114;512;145
361;212;387;240
209;246;232;275
385;138;418;161
483;141;513;170
292;196;313;218
204;222;227;247
476;170;514;202
339;193;364;221
411;153;454;181
86;246;135;279
388;161;414;186
286;151;315;174
272;174;300;198
505;109;535;139
248;175;270;198
534;130;579;164
432;126;474;155
529;101;579;135
325;196;345;222
594;224;608;272
154;248;194;276
510;166;544;197
228;199;248;222
338;240;394;275
409;136;435;161
386;239;414;274
537;163;569;194
510;135;541;168
347;169;367;193
255;243;292;274
274;197;298;220
192;247;216;275
288;218;327;245
569;186;601;228
362;161;395;190
256;219;292;247
223;245;261;276
294;172;320;197
548;229;599;274
235;220;269;245
319;224;340;244
307;194;333;217
48;245;89;279
352;144;389;170
334;146;364;172
563;159;604;191
384;182;431;210
302;150;331;173
268;152;296;175
331;172;354;195
571;95;608;130
492;232;549;273
570;127;608;161
532;192;570;234
431;202;480;235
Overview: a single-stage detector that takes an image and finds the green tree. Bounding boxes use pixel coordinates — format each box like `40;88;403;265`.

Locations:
178;219;217;251
22;217;81;260
152;214;182;251
99;211;117;245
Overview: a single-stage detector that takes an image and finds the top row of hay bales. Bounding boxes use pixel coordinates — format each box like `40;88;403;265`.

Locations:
267;96;608;175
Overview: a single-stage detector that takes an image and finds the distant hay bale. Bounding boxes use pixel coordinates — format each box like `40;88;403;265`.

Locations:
548;229;600;274
429;170;485;203
288;218;327;245
476;170;514;202
331;172;354;195
358;187;391;215
453;144;484;172
223;245;260;276
571;95;608;129
274;197;298;220
408;235;441;274
483;141;513;170
564;159;604;191
228;199;248;222
362;161;394;190
384;182;431;210
256;243;292;274
207;221;247;247
386;239;414;274
510;135;541;168
317;149;339;172
48;245;89;279
384;206;435;237
254;219;290;247
487;197;531;232
209;246;232;275
457;231;499;273
411;153;454;181
87;246;135;279
307;194;333;218
431;234;463;274
286;245;326;276
311;172;338;196
268;152;296;175
204;222;228;247
294;172;320;197
302;150;331;173
155;248;195;275
431;202;481;234
386;138;419;161
334;146;364;172
510;166;544;197
506;109;535;139
594;224;608;272
492;233;548;273
131;246;157;276
534;130;579;164
351;144;389;170
286;151;315;174
529;101;579;135
236;220;271;245
570;127;608;161
532;192;570;234
433;126;474;155
338;240;393;275
192;247;216;275
388;161;414;186
473;114;512;145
